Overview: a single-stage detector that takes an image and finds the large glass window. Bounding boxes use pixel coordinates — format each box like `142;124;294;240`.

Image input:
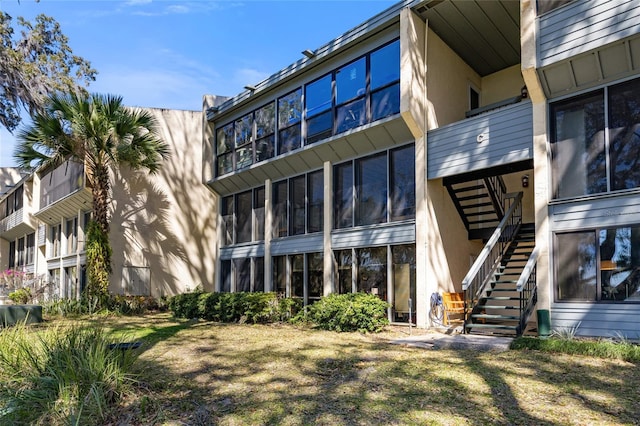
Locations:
273;255;287;296
26;233;35;265
234;257;251;292
336;249;353;294
290;175;306;236
16;237;24;267
334;162;353;229
357;247;387;301
254;187;265;241
392;244;416;323
278;89;302;154
236;191;252;243
214;40;400;175
235;114;253;170
255;103;275;162
556;226;640;302
273;180;288;238
222;196;234;246
220;260;231;293
221;187;265;246
356;153;387;226
8;241;15;268
254;257;265;292
551;78;640;199
306;74;333;144
273;171;323;237
551;91;605;199
334;144;415;229
291;254;304;298
308;252;323;301
390;145;416;221
307;171;323;233
609;78;640;191
370;40;401;121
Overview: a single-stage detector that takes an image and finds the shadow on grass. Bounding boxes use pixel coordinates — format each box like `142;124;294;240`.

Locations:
103;319;640;425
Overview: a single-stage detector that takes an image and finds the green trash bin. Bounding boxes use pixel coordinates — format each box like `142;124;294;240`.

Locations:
537;309;551;338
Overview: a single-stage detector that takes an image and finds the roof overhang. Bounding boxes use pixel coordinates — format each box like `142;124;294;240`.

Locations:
412;0;521;77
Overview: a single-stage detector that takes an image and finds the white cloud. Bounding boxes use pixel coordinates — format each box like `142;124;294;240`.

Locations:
232;68;270;89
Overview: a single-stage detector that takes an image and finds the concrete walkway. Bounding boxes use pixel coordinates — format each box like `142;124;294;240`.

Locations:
390;332;514;352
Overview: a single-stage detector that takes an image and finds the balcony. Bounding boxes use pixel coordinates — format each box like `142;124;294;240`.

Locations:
35;161;92;225
537;0;640;98
0;208;36;241
427;99;533;180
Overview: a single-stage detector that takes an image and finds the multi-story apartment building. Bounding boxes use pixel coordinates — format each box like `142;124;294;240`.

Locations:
1;108;218;301
204;0;640;338
3;0;638;338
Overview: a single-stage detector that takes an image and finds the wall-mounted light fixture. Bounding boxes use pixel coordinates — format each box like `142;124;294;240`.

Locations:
522;174;529;188
302;49;316;59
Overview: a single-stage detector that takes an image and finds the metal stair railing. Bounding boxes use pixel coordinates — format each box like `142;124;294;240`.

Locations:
462;192;523;331
484;175;507;220
516;245;539;335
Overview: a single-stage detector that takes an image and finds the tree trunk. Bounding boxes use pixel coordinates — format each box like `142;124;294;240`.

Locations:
91;165;111;235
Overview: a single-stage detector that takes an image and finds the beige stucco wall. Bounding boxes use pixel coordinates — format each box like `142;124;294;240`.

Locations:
426;29;481;128
481;65;526;106
109;108;218;297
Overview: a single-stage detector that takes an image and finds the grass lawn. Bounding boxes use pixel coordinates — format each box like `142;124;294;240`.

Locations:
75;313;640;425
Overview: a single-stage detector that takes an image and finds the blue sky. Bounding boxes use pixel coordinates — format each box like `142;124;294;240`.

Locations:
0;0;397;166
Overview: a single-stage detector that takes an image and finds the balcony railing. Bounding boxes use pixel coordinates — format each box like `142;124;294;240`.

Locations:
40;161;85;209
0;208;24;233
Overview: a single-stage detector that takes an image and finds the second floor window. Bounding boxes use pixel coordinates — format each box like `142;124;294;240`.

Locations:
551;77;640;199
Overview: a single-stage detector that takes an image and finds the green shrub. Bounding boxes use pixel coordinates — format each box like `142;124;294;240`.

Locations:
8;287;32;304
106;295;162;315
304;293;390;333
0;323;139;425
169;291;303;324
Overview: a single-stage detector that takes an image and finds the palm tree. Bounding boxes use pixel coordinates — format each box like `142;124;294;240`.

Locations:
14;92;169;301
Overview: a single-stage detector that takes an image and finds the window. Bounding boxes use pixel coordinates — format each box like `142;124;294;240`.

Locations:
334;162;353;229
273;171;323;237
16;237;24;267
51;224;61;257
26;233;35;265
221;187;265;246
65;217;78;254
254;187;265;241
234;257;251;292
336;57;367;133
216;123;234;176
469;86;480;111
551;78;640;199
255;103;275;162
278;89;302;154
336;249;353;294
370;41;401;121
214;40;400;175
356;152;387;226
273;180;288;238
307;252;323;301
273;255;287;296
390;145;416;221
8;241;15;269
334;144;415;229
305;75;333;144
254;257;265;292
307;171;324;233
555;226;640;302
222;196;234;245
235;114;253;170
357;247;387;301
235;191;252;243
290;175;306;236
220;260;231;293
551;91;605;199
215;103;276;177
291;254;304;298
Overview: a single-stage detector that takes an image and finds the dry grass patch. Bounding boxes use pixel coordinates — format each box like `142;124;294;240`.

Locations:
75;313;640;425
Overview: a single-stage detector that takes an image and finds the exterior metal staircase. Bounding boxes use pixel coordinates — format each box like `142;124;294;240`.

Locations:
465;223;537;336
444;175;506;240
445;172;539;337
